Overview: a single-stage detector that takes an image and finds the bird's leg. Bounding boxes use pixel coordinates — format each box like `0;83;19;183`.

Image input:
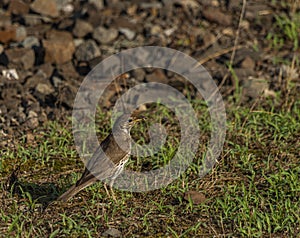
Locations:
109;179;117;202
104;183;110;198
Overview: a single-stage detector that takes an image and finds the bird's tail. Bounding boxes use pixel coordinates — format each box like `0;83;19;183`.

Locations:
57;184;80;202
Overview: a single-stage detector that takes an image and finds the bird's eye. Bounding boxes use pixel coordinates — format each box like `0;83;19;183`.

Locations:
128;118;133;122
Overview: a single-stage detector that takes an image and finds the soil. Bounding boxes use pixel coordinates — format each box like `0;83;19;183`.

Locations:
0;0;298;140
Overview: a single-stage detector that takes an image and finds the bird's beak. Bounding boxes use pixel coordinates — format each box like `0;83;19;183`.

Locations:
133;118;143;123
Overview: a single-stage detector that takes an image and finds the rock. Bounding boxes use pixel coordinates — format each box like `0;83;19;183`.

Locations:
228;0;241;10
164;27;177;36
5;48;35;70
14;26;27;42
75;40;101;62
242;77;269;99
201;32;216;48
57;18;73;30
0;28;15;43
56;0;74;14
241;56;255;69
35;82;55;95
102;228;122;237
51;76;62;88
145;69;168;84
23;14;42;26
0;44;4;54
58;83;76;108
8;0;30;15
74;38;84;47
93;26;119;44
88;0;104;10
202;7;232;26
22;36;40;48
2;69;19;80
0;25;27;43
57;61;78;79
0;13;11;28
73;19;93;38
132;68;146;82
30;0;59;18
24;71;46;89
150;25;162;35
119;27;136;40
26;110;39;129
43;30;75;64
39;63;54;78
184;191;206;204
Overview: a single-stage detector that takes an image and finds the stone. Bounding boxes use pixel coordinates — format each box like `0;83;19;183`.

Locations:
75;40;100;62
56;0;74;14
241;56;255;69
202;7;232;26
2;69;19;80
0;25;27;43
88;0;104;10
132;68;146;82
184;191;206;204
26;110;39;129
73;19;93;38
73;38;84;47
150;25;162;35
57;61;78;79
119;27;136;40
6;48;35;70
8;0;30;15
0;28;15;43
39;63;54;78
93;26;118;44
14;26;27;42
22;36;40;48
102;228;122;237
145;69;168;84
58;83;77;108
43;30;75;64
51;76;62;87
23;14;42;26
242;77;269;99
0;13;11;28
30;0;59;18
35;82;55;95
24;71;46;89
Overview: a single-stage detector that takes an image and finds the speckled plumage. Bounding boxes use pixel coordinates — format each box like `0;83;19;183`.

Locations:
57;114;139;202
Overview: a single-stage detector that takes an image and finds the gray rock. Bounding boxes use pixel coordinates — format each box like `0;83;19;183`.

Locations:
6;48;35;70
119;27;136;40
22;36;40;48
75;40;101;62
35;82;55;95
26;110;39;129
23;14;42;26
132;68;146;82
88;0;104;10
102;228;122;237
73;19;93;38
52;76;62;88
93;26;118;44
15;26;27;42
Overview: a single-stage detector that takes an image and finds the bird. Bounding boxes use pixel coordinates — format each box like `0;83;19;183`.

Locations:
57;114;141;202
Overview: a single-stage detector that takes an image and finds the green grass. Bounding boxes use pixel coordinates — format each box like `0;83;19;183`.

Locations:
0;95;299;237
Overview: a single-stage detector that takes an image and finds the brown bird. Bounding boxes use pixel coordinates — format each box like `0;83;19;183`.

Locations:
57;114;141;202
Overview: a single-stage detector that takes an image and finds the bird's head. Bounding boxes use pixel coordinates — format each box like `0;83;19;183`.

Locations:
113;114;143;133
